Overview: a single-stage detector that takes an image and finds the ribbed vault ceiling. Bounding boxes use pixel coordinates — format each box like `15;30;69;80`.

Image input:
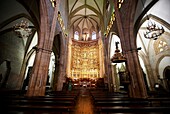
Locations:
68;0;104;32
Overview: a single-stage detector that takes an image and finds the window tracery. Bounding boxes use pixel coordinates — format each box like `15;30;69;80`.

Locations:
154;38;168;55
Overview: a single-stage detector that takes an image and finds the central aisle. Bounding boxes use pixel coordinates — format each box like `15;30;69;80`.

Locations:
75;88;94;114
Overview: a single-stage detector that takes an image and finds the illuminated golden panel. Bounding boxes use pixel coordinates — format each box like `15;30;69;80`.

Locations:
70;41;100;79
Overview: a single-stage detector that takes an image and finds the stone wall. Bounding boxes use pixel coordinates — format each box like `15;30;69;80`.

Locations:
0;31;25;89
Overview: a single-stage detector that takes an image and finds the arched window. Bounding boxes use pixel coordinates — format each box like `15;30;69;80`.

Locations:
74;31;79;40
92;31;96;40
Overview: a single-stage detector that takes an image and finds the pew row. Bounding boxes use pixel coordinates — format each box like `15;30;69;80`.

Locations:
95;106;170;114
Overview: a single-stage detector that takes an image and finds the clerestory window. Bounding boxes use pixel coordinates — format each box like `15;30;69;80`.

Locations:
74;31;79;40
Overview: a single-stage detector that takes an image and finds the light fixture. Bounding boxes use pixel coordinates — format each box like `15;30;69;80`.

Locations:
57;11;66;36
50;0;56;7
13;20;32;38
141;0;164;40
144;19;164;40
118;0;124;9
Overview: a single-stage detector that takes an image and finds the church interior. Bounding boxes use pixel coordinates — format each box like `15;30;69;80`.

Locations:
0;0;170;113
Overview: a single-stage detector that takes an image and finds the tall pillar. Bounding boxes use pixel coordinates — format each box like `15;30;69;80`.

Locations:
66;40;72;78
108;63;113;92
113;0;148;98
56;33;65;91
26;0;60;96
63;36;68;82
125;50;148;98
111;64;119;92
26;49;52;96
98;38;104;78
102;38;108;83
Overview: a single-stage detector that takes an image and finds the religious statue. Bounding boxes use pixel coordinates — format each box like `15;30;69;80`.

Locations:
111;41;126;63
115;41;119;50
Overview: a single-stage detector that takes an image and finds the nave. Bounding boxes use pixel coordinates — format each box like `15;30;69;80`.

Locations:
1;87;170;114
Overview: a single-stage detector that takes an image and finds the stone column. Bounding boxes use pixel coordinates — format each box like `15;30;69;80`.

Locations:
98;38;104;78
56;33;65;91
66;40;72;78
125;50;148;98
53;61;59;91
108;63;113;92
113;0;148;98
103;36;111;91
111;64;119;92
62;36;68;83
26;0;60;96
26;49;52;96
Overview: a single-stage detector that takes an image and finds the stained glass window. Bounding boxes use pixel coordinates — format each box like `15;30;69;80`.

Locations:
74;31;79;40
92;31;96;40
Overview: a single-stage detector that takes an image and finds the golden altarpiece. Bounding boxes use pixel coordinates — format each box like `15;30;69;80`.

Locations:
66;39;105;85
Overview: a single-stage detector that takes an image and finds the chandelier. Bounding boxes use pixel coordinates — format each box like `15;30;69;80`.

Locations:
13;20;32;38
140;0;164;40
144;19;164;40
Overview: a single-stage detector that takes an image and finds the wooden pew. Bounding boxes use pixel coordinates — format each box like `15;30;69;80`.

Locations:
91;95;167;108
2;95;77;107
47;91;80;100
147;97;170;106
47;90;80;96
90;89;170;114
0;89;80;114
90;90;149;107
94;100;149;107
3;95;77;102
1;97;76;114
6;99;75;106
90;91;128;99
95;106;170;114
0;91;79;114
93;97;170;107
90;89;170;107
4;105;75;114
93;97;145;102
